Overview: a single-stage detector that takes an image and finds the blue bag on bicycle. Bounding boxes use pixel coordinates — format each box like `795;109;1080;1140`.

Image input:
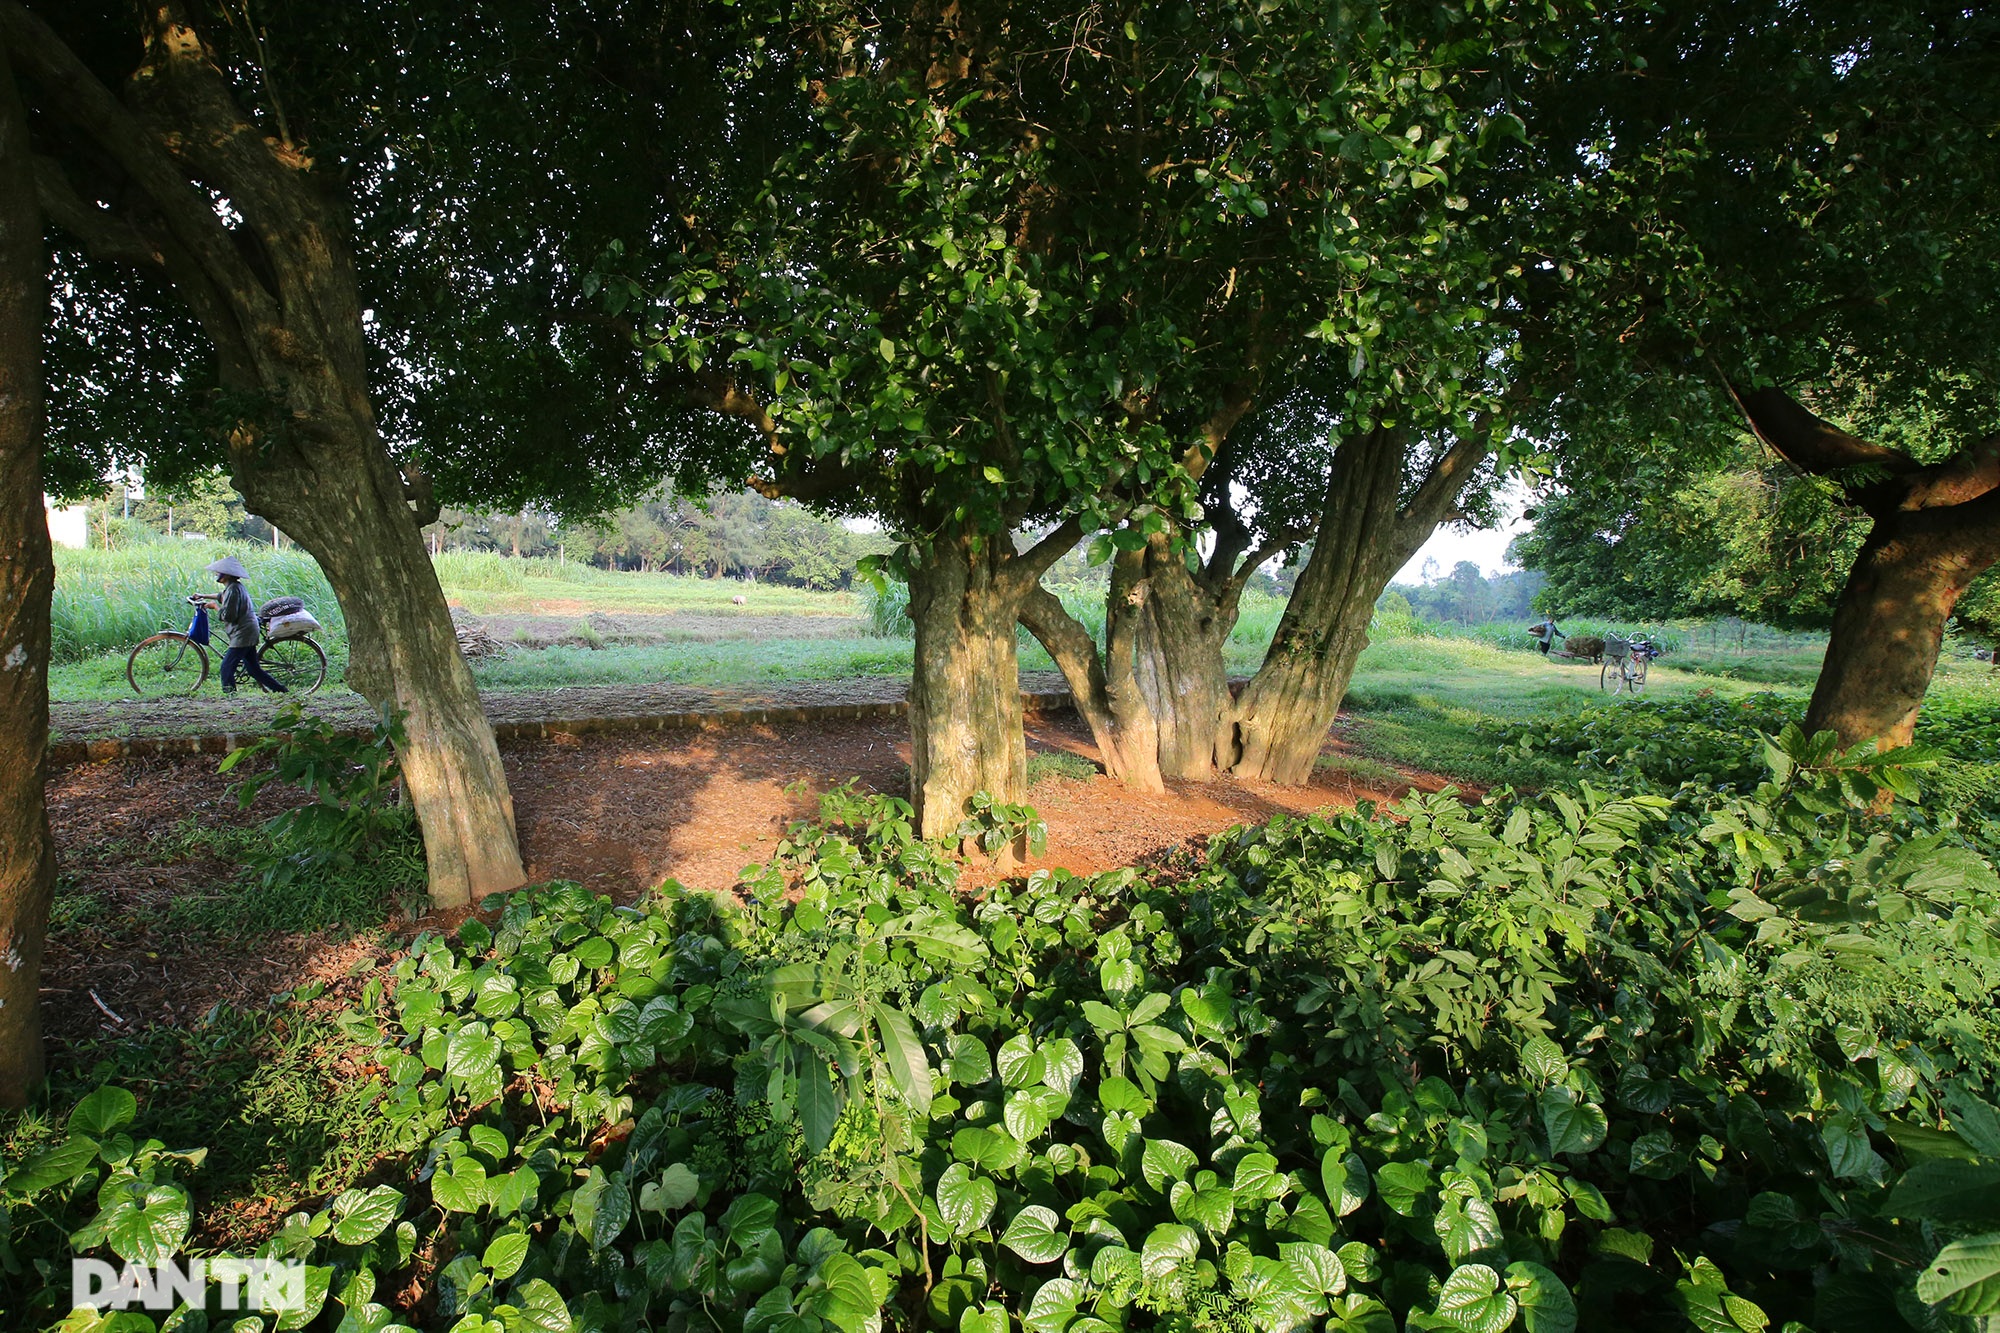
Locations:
187;605;210;645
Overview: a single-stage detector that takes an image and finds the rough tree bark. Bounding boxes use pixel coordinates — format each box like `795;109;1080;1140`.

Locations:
1130;512;1304;781
5;2;524;907
1738;387;2000;749
0;34;54;1106
1231;427;1492;784
1017;547;1164;792
905;523;1080;857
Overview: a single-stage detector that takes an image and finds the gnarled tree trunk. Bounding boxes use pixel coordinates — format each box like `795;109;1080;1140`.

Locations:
0;40;53;1106
1739;387;2000;750
1132;537;1250;781
1805;503;2000;748
6;2;525;908
1018;548;1164;793
1231;427;1493;784
905;524;1081;859
238;428;525;908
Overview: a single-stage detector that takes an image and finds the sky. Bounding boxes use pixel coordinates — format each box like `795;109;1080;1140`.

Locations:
1392;480;1535;584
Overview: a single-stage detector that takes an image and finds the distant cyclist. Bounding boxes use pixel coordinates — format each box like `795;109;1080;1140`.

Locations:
205;556;288;695
1529;616;1566;656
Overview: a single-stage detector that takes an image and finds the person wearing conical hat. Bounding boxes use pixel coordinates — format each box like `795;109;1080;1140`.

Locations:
205;556;287;695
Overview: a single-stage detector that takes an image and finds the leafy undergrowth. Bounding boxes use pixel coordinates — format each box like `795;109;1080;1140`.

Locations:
8;709;2000;1332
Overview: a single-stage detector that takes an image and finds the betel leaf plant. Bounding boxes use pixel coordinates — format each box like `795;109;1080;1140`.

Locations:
9;698;2000;1331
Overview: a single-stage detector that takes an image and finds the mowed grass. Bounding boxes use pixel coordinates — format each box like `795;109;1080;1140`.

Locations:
1338;637;1803;787
433;551;860;618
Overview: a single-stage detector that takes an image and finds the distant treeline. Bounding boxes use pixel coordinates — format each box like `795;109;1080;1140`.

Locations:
1379;561;1545;626
67;471;891;593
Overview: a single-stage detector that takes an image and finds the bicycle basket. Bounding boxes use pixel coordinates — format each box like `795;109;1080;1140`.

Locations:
1605;635;1631;660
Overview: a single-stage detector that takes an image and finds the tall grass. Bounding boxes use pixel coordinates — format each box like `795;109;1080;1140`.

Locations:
428;550;620;591
52;543;345;664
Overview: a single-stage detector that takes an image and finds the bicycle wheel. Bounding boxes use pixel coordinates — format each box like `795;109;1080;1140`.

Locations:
1600;659;1623;693
1629;655;1649;692
128;633;209;696
260;636;328;695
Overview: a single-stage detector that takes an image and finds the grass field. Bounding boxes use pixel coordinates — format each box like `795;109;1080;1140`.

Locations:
48;542;1999;720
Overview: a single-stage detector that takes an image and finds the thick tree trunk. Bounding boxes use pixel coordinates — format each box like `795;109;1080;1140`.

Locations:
1735;388;2000;749
1806;509;2000;749
237;423;525;910
906;532;1031;853
0;3;529;910
1231;427;1486;784
0;49;54;1106
1133;541;1237;780
1018;551;1164;793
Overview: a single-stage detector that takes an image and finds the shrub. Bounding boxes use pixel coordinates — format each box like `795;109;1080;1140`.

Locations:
12;714;1999;1332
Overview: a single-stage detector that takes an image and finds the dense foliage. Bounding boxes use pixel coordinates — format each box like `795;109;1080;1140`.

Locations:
8;694;2000;1331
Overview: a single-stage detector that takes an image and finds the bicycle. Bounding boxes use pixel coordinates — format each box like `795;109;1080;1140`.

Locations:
1600;634;1657;694
126;596;329;697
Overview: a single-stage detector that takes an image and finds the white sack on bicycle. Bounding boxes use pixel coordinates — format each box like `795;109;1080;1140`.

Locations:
265;611;322;641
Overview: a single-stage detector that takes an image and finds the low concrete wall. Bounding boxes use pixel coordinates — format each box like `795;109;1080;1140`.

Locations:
48;688;1077;767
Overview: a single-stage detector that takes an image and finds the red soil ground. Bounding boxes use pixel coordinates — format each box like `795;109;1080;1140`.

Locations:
41;710;1459;1053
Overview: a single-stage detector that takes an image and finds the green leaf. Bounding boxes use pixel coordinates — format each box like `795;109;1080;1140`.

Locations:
936;1164;997;1237
1323;1151;1368;1216
330;1186;403;1246
1040;1038;1083;1093
1434;1264;1517;1333
1098;1076;1149;1116
7;1135;99;1193
1173;1181;1235;1239
1916;1234;2000;1314
484;1232;530;1281
433;1159;488;1213
68;1088;138;1138
960;1307;1008;1333
1435;1193;1503;1264
952;1126;1025;1173
1505;1261;1578;1333
997;1034;1045;1088
1023;1278;1083;1333
104;1185;193;1265
1886;1161;2000;1225
1374;1161;1432;1217
640;1162;700;1213
1141;1223;1201;1282
878;337;896;362
1232;1152;1285;1203
1000;1205;1070;1263
1143;1138;1197;1192
1280;1241;1347;1298
720;1192;778;1251
1541;1088;1608;1155
1946;1085;2000;1158
445;1023;500;1079
874;1007;934;1115
1822;1113;1886;1183
799;1053;840;1155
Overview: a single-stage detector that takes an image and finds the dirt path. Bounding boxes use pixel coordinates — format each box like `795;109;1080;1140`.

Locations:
40;709;1460;1055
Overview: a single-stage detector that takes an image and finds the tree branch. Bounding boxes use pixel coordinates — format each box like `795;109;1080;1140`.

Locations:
1734;385;1914;476
1396;427;1487;546
1007;515;1083;590
0;0;276;327
32;158;162;267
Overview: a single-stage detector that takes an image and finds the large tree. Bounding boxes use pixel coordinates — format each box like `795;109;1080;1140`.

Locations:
1016;0;1569;787
16;0;796;909
8;0;527;908
648;0;1364;829
0;21;55;1106
1519;0;2000;748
